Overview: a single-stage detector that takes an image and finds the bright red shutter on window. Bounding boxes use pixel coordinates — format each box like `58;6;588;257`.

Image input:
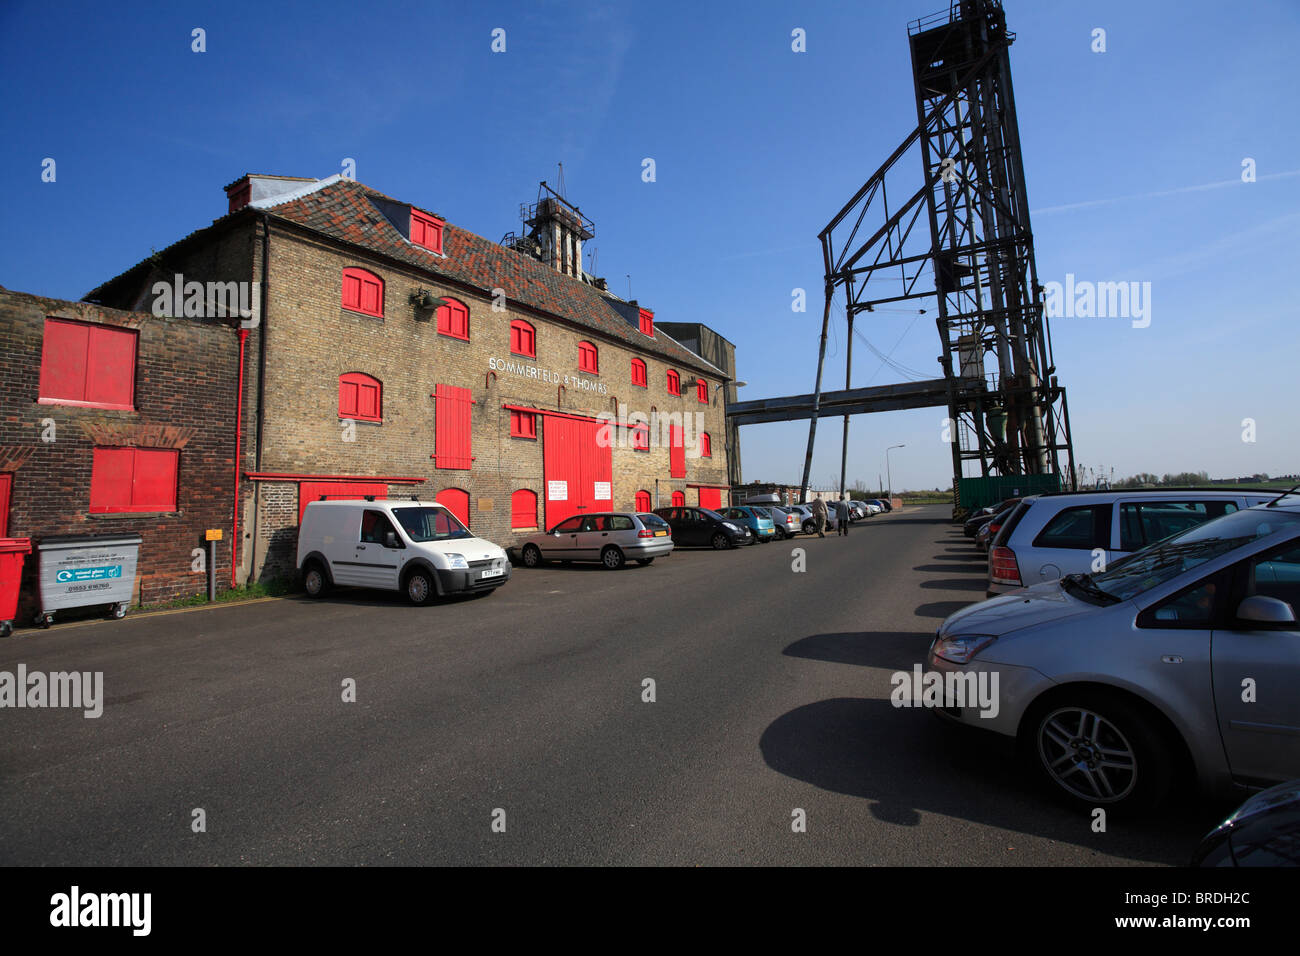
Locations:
435;384;474;469
510;410;536;439
437;299;469;339
639;309;654;336
631;359;647;387
671;491;685;508
699;487;721;510
511;320;535;356
697;380;708;404
411;210;443;254
635;490;652;512
578;341;598;373
437;488;470;527
339;373;381;421
669;425;685;478
700;433;712;457
511;489;538;529
667;370;679;395
89;447;178;513
40;320;90;402
342;269;383;317
85;325;137;407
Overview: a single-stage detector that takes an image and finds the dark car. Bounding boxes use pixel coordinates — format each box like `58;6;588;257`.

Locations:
1191;781;1300;866
653;506;751;550
963;497;1020;537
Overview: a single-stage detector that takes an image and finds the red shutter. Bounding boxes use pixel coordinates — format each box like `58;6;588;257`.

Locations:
89;447;177;513
435;384;474;469
701;433;712;457
343;269;383;317
639;309;654;336
671;491;685;508
635;490;652;513
631;359;646;387
39;319;89;402
511;489;538;529
669;425;685;478
88;447;134;512
697;380;708;404
133;449;179;511
699;487;722;510
436;488;470;527
339;373;381;421
85;325;136;407
342;272;361;310
411;210;443;253
667;370;679;395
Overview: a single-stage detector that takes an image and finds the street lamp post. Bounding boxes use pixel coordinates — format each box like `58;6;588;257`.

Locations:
885;444;905;501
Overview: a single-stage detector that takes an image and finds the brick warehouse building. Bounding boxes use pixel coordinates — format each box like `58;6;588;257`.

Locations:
0;286;239;613
85;173;735;585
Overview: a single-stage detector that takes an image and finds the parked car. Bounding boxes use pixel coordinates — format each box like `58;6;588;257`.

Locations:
987;489;1278;596
297;497;510;605
928;498;1300;810
975;505;1017;553
718;506;774;543
763;505;802;539
654;506;751;549
1191;780;1300;866
513;512;673;569
964;498;1020;537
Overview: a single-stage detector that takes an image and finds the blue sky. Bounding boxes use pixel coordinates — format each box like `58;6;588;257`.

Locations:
2;0;1297;491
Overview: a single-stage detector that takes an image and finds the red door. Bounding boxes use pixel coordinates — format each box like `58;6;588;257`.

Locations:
436;488;470;527
298;481;389;522
671;491;685;508
698;487;722;510
543;415;612;528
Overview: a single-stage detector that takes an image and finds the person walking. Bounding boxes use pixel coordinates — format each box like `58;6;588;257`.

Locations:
835;495;852;536
810;495;828;538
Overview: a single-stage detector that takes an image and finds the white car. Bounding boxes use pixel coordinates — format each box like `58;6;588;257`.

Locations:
987;489;1277;596
296;498;510;605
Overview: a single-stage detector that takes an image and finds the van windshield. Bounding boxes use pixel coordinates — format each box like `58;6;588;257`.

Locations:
392;507;473;542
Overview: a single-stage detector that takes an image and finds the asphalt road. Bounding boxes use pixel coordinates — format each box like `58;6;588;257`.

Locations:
0;505;1230;866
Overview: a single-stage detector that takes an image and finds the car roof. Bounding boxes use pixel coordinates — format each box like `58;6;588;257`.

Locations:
305;497;447;510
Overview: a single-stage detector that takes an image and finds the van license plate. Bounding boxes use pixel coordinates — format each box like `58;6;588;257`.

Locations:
479;568;503;579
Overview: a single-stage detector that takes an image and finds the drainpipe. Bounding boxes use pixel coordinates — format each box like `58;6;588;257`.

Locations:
230;327;248;588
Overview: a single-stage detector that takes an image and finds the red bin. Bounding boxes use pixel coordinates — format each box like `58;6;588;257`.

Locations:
0;538;32;638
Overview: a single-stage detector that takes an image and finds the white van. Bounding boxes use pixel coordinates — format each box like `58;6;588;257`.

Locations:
296;498;510;605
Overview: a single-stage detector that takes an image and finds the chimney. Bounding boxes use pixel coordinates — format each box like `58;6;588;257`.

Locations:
224;174;319;214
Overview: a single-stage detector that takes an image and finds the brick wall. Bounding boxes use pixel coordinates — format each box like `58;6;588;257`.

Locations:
0;287;240;618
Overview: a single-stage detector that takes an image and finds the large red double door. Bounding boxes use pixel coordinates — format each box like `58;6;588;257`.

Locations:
542;415;612;528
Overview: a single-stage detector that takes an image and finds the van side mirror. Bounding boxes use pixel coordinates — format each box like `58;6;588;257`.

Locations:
385;531;400;549
1237;595;1297;625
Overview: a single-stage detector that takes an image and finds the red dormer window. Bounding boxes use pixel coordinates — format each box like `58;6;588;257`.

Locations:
638;308;654;336
411;210;444;254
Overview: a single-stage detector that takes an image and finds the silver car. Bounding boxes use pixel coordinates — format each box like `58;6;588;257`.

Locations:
987;489;1277;596
515;512;674;570
929;498;1300;810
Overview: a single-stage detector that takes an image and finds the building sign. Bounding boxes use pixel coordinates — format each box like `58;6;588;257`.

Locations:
547;480;568;501
593;482;611;500
488;357;608;395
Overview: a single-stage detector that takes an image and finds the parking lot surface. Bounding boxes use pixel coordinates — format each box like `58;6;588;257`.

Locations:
0;505;1228;865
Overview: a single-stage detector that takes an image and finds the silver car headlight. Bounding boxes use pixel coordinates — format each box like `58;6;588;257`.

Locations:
932;634;998;664
723;522;740;532
444;553;469;570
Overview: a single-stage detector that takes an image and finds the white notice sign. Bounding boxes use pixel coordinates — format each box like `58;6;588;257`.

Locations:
548;480;568;501
593;482;611;500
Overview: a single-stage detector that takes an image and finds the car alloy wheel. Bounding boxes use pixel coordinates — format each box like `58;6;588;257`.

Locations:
406;570;434;606
1035;705;1141;805
601;546;625;570
521;544;543;568
711;532;730;550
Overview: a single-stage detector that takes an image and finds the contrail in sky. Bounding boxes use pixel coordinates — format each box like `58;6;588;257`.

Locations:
1034;169;1300;216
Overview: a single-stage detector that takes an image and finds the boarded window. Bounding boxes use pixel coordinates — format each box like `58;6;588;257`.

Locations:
434;384;474;469
669;425;685;478
39;318;137;409
510;320;535;357
342;268;384;317
437;488;470;527
631;358;647;387
511;489;538;529
89;447;178;513
338;372;382;422
437;298;469;340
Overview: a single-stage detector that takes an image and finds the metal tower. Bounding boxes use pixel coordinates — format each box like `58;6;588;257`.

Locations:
798;0;1074;503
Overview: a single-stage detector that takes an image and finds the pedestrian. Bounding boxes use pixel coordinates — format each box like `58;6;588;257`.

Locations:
836;495;851;536
810;495;827;537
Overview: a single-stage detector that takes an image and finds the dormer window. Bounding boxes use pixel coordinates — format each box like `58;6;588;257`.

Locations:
638;308;654;336
411;209;444;254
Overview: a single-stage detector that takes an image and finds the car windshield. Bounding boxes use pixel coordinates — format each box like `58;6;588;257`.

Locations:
1090;508;1300;601
392;506;473;542
699;508;725;521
